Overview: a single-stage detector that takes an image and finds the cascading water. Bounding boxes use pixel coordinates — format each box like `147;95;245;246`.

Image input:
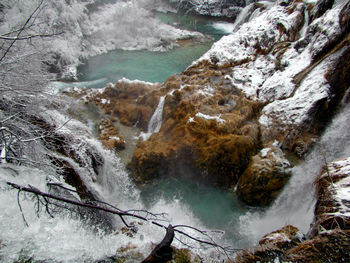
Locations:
239;103;350;245
148;96;166;134
231;3;255;32
0;108;221;262
140;96;166;141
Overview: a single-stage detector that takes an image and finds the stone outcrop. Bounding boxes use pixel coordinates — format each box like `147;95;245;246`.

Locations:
236;145;292;206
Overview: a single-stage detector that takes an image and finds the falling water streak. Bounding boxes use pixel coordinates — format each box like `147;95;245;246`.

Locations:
148;96;166;133
232;3;255;32
239;103;350;245
140;95;166;140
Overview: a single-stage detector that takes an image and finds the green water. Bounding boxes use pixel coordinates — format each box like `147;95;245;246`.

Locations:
140;176;257;248
77;11;231;87
77;43;212;86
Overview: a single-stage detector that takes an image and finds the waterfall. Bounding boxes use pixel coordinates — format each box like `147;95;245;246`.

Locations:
148;96;166;133
0;105;218;262
140;96;166;140
239;103;350;245
232;3;255;32
299;7;310;39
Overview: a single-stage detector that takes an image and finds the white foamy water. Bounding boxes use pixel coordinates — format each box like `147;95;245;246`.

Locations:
239;103;350;245
0;108;227;262
211;22;235;34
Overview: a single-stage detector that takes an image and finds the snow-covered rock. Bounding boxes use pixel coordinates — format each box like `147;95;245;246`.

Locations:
193;0;350;144
168;0;246;18
311;157;350;236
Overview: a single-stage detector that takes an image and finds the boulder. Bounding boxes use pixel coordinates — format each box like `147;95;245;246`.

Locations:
128;69;261;187
231;229;350;263
236;145;292;206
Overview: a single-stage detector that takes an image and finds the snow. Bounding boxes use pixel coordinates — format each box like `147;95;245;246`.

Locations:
100;99;110;104
260;148;271;158
259;46;345;126
197;86;215;97
117;77;156;86
196;3;295;65
194;112;225;124
109;136;121;141
321;157;350;217
193;0;348;127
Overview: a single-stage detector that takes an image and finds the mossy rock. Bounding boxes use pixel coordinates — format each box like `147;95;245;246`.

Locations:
236;146;292;206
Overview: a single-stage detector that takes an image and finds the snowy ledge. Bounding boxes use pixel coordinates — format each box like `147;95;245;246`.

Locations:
312;156;350;235
321;157;350;218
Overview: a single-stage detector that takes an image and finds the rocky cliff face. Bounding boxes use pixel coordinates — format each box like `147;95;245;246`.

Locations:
166;0;248;18
87;0;350;208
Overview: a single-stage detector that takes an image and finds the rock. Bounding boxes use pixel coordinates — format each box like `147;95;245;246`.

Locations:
232;157;350;262
99;118;126;151
285;230;350;262
170;0;245;18
310;0;334;22
232;225;302;263
128;72;261;187
310;157;350;237
258;225;302;250
80;0;349;209
89;79;161;129
236;146;292;206
231;229;350;263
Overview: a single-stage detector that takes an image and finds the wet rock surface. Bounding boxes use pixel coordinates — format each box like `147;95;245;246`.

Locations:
236;146;292;206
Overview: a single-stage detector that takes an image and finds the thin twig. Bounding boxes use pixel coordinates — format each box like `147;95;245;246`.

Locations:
17;190;29;227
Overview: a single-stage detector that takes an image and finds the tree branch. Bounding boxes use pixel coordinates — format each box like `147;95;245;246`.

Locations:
0;0;45;63
6;181;238;259
0;31;64;41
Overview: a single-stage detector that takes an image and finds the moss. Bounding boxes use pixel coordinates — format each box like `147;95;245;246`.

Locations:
171;248;202;263
198;134;256;187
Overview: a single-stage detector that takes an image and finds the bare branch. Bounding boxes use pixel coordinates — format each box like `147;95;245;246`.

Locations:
0;0;45;62
0;31;64;41
7;181;238;257
17;190;29;227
